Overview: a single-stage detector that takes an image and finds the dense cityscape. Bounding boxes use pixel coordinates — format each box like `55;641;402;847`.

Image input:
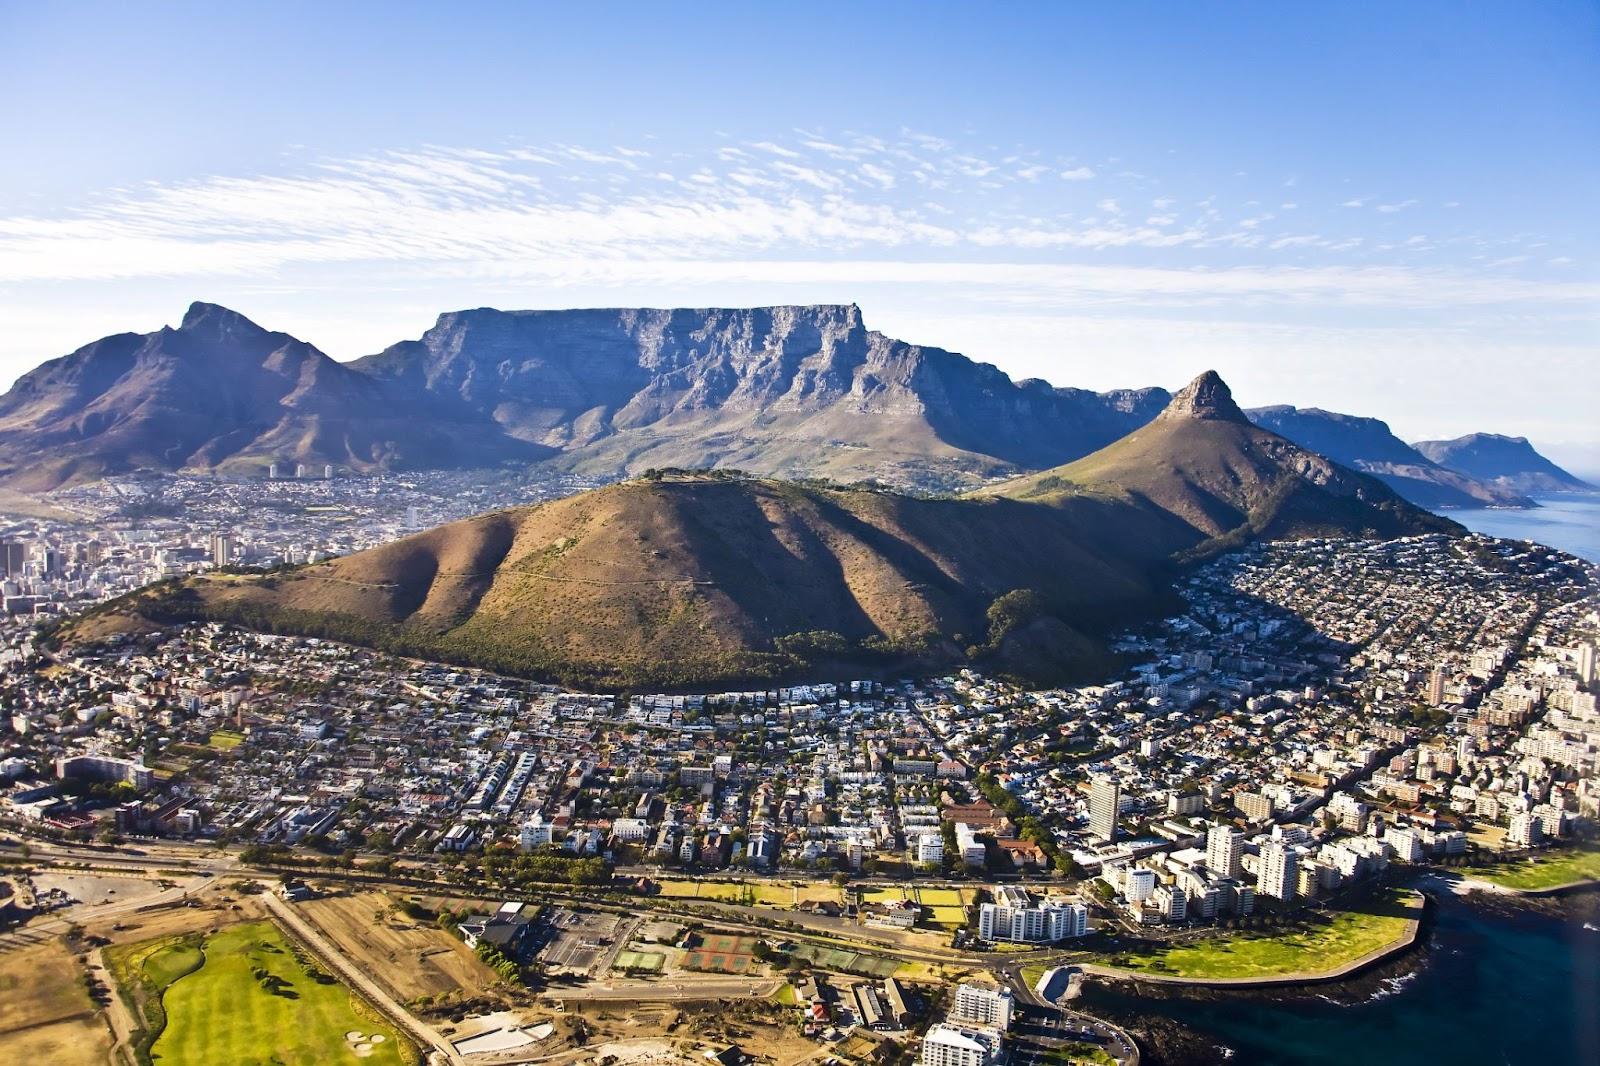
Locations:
2;474;1595;1066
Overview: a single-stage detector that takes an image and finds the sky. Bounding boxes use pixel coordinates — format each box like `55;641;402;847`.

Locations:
2;2;1597;466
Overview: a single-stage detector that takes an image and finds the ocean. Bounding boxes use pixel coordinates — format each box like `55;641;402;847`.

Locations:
1449;495;1600;564
1079;892;1600;1066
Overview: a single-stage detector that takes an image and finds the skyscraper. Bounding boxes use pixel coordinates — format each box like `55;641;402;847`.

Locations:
1578;643;1596;686
0;541;26;576
1089;775;1120;844
210;532;236;568
1206;823;1244;879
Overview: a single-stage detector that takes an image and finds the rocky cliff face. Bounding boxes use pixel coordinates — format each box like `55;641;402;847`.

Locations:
350;304;1170;483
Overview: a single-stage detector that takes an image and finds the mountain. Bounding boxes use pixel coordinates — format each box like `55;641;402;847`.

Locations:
990;372;1461;554
1412;434;1595;496
82;371;1456;689
0;303;542;490
1247;405;1532;509
0;302;1172;491
351;304;1171;489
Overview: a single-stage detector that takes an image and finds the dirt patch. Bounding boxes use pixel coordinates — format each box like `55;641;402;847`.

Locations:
297;890;498;1001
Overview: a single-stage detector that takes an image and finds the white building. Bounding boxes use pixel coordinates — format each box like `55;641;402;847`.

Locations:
1089;775;1121;844
1206;823;1244;878
975;887;1089;943
921;1024;1003;1066
1256;839;1297;901
951;984;1014;1031
519;813;553;850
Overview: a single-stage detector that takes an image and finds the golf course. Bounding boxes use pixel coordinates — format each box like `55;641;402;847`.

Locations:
111;921;410;1065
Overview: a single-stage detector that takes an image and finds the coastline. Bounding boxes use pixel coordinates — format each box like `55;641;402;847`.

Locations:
1079;885;1600;1066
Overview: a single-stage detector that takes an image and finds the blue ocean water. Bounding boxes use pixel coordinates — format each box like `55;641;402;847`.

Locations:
1080;894;1600;1066
1449;495;1600;563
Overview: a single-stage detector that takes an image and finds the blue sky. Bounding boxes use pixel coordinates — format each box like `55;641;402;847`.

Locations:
2;2;1597;462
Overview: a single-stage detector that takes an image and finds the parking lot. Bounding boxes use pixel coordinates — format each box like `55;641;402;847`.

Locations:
534;907;626;974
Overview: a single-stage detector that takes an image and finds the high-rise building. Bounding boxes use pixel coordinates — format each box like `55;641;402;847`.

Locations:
1256;839;1297;901
0;541;26;576
1578;643;1596;686
1089;775;1120;844
210;532;236;568
268;462;281;479
323;464;335;480
295;463;309;479
1206;823;1244;879
1426;666;1448;707
951;984;1014;1031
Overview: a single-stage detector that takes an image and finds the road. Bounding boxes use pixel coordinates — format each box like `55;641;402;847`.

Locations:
1002;960;1140;1066
545;975;786;1003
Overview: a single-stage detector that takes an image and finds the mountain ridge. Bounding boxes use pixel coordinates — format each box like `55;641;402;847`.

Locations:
1247;404;1533;509
1413;433;1595;496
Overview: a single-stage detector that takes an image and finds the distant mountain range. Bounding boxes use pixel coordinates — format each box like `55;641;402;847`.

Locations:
1413;434;1595;496
84;372;1457;689
1245;406;1534;509
0;302;1587;509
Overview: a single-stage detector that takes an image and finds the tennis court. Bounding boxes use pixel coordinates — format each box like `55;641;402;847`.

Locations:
612;950;665;973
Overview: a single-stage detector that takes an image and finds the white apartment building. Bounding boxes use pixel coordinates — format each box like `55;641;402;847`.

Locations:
1256;839;1298;901
921;1025;1003;1066
1206;823;1244;878
951;984;1014;1030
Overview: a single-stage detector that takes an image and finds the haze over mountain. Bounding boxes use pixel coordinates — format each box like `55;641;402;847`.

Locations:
1247;405;1532;510
86;372;1456;689
1412;434;1595;497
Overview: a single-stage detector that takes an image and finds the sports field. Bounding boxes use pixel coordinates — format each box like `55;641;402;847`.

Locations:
1461;845;1600;891
115;922;409;1065
654;879;840;908
1108;889;1420;980
208;730;245;749
682;932;758;973
613;949;666;972
789;942;900;978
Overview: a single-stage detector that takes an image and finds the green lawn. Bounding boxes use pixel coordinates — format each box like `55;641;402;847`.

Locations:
1108;890;1419;980
150;922;408;1066
1461;845;1600;891
1048;1042;1117;1066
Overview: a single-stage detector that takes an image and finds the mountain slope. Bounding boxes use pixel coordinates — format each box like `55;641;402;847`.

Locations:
991;372;1461;552
352;304;1171;489
0;303;544;489
1412;434;1595;496
1247;405;1532;509
85;372;1457;690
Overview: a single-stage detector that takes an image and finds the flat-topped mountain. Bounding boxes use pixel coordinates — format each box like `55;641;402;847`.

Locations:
1413;433;1594;496
88;372;1456;689
1248;405;1532;509
0;302;1167;491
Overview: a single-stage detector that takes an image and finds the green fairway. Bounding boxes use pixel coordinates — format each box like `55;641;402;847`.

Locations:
150;922;408;1066
1107;890;1419;980
1461;845;1600;891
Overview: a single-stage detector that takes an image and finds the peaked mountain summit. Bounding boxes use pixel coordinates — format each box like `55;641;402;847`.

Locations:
991;371;1457;550
1247;405;1533;509
0;302;541;490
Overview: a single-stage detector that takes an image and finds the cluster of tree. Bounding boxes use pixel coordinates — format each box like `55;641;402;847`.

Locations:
473;941;523;985
480;848;611;887
973;771;1078;876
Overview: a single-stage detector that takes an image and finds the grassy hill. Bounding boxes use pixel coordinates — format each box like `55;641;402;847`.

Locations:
82;372;1456;690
